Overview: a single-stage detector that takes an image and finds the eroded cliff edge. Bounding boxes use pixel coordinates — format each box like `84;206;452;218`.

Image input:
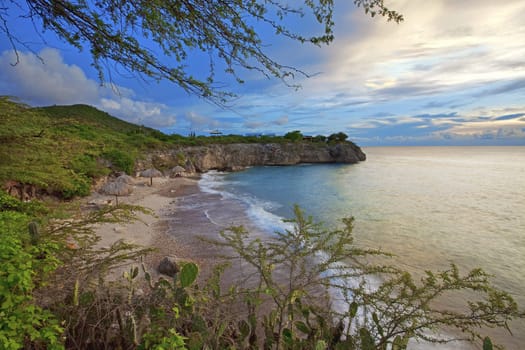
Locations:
138;142;366;173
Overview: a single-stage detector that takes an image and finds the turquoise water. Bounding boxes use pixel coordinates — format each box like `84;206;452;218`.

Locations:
198;146;525;347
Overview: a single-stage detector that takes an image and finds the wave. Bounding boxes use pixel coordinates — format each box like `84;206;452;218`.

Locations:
199;171;292;234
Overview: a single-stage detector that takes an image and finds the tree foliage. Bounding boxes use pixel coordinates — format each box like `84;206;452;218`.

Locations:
2;189;522;348
284;130;304;142
328;132;348;143
210;206;521;349
0;1;402;104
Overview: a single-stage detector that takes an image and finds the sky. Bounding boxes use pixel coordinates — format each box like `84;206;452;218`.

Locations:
1;0;525;146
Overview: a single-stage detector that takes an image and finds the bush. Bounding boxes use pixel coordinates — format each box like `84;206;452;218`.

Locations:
211;206;520;349
0;211;63;349
102;149;135;174
60;175;91;199
0;191;48;216
328;132;348;143
284;130;303;142
69;154;110;179
49;206;521;350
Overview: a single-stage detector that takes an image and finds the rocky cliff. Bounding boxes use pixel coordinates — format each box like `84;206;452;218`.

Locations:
138;142;366;173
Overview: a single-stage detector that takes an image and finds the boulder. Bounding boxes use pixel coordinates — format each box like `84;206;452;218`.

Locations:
157;256;179;277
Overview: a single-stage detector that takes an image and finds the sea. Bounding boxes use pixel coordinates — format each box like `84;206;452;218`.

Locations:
178;146;525;349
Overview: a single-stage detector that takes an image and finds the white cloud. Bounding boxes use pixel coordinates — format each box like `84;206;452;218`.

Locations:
100;98;176;128
0;48;99;105
302;0;525;102
0;48;177;129
183;111;222;131
442;115;525;138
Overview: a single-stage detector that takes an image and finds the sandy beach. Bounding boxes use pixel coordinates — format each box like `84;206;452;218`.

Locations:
86;175;214;279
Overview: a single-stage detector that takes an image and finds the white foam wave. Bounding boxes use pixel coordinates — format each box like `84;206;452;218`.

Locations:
246;202;294;234
204;209;223;227
198;171;226;195
199;171;290;235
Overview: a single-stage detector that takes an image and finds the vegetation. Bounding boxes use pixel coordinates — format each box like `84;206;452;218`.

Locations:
1;98;522;348
328;132;349;143
0;97;167;198
0;97;356;199
0;193;63;349
284;130;304;142
0;1;402;104
2;195;520;349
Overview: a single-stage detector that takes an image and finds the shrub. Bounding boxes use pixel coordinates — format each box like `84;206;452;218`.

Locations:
284;130;303;142
69;154;110;179
27;203;522;350
102;149;135;174
328;132;348;143
60;175;91;199
211;206;520;349
0;191;48;216
0;211;63;349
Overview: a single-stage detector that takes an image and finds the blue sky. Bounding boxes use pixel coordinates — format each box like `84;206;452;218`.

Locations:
1;0;525;146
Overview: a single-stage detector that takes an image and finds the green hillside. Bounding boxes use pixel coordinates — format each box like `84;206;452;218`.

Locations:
0;97;349;199
0;97;168;198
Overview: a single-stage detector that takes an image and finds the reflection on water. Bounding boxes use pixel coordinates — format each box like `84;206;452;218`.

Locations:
217;146;525;349
166;148;523;348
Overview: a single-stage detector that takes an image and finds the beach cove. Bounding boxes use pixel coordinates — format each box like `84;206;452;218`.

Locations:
86;146;525;350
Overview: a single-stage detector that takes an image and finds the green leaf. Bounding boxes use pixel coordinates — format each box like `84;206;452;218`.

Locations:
349;301;358;318
315;340;327;350
295;321;310;334
483;337;493;350
282;328;293;345
239;320;250;340
131;266;139;279
359;327;375;350
180;262;199;288
392;335;408;350
372;312;379;325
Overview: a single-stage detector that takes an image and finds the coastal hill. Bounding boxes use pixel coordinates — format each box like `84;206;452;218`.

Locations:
0;97;365;200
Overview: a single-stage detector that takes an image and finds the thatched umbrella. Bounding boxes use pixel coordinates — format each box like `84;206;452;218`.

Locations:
116;174;134;184
171;165;186;177
101;181;133;205
140;168;163;186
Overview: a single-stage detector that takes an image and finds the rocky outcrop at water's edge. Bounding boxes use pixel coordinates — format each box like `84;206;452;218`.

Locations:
138;142;366;173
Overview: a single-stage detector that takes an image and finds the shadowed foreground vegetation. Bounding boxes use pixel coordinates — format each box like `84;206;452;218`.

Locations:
1;191;522;349
1;97;523;349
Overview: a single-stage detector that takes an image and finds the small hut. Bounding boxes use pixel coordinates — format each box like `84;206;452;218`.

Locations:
116;174;135;184
101;181;133;205
171;165;186;177
140;168;163;186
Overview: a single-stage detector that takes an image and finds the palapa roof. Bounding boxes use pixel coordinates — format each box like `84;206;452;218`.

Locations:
140;168;163;178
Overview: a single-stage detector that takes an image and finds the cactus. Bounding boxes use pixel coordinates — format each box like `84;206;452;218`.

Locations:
130;314;138;345
28;221;40;245
73;279;80;306
179;262;198;288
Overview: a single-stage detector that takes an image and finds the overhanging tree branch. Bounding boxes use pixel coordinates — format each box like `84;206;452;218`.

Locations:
0;0;403;105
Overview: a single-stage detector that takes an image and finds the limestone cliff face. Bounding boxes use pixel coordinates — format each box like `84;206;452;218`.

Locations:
139;142;366;173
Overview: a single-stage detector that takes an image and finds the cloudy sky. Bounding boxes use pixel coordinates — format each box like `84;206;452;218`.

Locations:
1;0;524;145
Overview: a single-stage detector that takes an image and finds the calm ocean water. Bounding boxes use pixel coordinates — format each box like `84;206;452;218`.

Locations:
197;146;525;348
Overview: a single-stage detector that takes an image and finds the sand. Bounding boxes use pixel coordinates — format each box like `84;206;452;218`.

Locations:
85;175;205;279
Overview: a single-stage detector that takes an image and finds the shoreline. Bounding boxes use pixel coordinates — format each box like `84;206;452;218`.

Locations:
86;169;523;350
87;175;211;278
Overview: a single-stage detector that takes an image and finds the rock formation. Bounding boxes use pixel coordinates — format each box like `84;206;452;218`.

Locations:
138;142;366;173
